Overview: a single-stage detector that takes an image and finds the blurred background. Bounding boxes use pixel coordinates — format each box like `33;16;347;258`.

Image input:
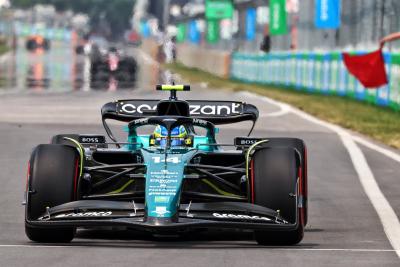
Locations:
133;0;400;52
6;0;400;51
0;0;399;110
1;2;400;266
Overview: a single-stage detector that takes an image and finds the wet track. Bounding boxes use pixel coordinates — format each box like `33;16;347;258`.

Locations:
0;41;400;266
0;40;162;92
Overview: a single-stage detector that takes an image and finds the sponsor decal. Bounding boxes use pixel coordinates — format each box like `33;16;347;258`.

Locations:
132;118;149;125
79;135;106;144
192;118;208;126
154;196;170;203
212;213;271;221
189;103;241;116
150;170;179;175
118;102;242;116
120;103;156;114
149;184;179;196
54;211;112;218
150;179;178;184
234;137;265;146
154;206;170;217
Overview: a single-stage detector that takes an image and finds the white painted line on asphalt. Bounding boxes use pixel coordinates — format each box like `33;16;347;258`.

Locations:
352;135;400;164
243;91;400;258
273;248;398;253
240;92;291;117
260;108;290;118
0;244;397;253
271;248;399;253
339;135;400;259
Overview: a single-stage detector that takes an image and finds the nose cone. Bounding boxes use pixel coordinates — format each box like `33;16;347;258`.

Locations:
142;150;197;220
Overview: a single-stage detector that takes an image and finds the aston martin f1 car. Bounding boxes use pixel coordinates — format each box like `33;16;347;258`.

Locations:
24;85;308;245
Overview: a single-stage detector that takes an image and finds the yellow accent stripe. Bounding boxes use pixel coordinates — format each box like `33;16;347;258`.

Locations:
175;133;186;138
161;85;184;90
154;133;185;138
107;179;134;195
64;137;84;178
245;140;269;189
202;179;240;197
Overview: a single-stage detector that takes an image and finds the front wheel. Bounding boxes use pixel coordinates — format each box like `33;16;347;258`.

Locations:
25;144;79;242
251;147;303;245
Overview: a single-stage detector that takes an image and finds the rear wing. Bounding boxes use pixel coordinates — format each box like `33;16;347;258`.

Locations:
101;99;259;125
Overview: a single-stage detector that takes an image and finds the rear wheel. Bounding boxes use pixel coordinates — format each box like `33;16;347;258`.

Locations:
251;147;303;245
25;144;79;242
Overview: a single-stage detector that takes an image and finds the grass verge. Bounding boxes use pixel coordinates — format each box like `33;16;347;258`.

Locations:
0;44;8;55
166;62;400;149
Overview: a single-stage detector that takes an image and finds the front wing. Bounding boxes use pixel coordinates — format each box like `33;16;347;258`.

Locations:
26;200;299;232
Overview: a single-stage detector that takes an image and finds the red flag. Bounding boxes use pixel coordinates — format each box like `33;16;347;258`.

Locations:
342;49;387;88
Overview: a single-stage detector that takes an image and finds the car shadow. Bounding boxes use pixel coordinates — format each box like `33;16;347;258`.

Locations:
57;228;320;249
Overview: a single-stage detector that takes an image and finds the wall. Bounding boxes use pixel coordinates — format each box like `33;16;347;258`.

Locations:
176;43;231;79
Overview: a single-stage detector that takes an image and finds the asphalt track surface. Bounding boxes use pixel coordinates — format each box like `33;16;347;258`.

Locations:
0;47;400;266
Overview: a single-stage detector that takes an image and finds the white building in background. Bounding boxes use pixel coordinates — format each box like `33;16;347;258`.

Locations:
0;0;10;9
132;0;149;32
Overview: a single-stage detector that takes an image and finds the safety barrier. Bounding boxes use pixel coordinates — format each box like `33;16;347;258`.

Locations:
231;52;400;111
177;44;231;79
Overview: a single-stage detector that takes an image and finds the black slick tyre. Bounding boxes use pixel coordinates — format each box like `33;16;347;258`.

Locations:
25;144;79;242
51;134;79;145
263;138;308;225
251;147;303;245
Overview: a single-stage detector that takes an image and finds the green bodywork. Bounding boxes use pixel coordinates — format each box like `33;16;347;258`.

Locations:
124;124;219;219
141;148;197;218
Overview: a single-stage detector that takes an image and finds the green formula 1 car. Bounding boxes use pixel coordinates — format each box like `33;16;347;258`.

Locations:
24;84;308;245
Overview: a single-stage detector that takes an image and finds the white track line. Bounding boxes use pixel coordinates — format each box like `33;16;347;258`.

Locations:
0;244;397;253
352;135;400;163
339;135;400;259
243;91;400;258
240;92;291;118
260;108;290;118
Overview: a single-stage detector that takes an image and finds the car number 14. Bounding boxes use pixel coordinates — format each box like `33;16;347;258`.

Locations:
152;156;181;164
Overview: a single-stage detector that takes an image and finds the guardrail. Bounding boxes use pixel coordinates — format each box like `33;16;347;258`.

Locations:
231;52;400;111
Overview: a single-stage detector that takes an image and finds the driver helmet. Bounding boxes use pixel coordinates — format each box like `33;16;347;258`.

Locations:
152;125;187;147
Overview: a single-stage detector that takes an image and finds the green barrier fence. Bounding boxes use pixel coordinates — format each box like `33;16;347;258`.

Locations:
230;52;400;111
